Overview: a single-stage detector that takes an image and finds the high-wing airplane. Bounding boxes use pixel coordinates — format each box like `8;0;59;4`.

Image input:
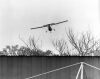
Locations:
30;20;68;32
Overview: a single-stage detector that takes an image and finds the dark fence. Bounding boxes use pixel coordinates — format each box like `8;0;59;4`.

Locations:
0;57;100;79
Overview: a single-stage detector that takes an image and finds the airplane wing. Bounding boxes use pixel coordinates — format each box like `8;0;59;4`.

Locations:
49;20;68;26
54;20;68;25
30;25;48;30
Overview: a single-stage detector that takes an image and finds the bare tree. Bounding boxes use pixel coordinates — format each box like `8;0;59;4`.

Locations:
28;36;40;51
19;35;40;51
19;35;54;56
66;28;100;56
52;39;70;56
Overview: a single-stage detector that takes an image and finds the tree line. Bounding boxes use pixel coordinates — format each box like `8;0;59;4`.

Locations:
1;28;100;56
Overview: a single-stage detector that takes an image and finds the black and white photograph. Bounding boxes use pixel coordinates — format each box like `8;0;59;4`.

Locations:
0;0;100;56
1;0;100;79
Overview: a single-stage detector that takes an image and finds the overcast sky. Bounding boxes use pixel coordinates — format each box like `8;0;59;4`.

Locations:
0;0;100;51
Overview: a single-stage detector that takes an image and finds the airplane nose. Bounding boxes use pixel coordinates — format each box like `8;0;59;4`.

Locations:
48;26;52;31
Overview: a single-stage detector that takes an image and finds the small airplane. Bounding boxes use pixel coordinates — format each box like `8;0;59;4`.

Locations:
30;20;68;32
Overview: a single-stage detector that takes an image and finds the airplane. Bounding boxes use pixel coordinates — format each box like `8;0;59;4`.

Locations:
30;20;68;32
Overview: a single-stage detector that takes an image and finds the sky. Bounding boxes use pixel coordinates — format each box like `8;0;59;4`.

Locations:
0;0;100;52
